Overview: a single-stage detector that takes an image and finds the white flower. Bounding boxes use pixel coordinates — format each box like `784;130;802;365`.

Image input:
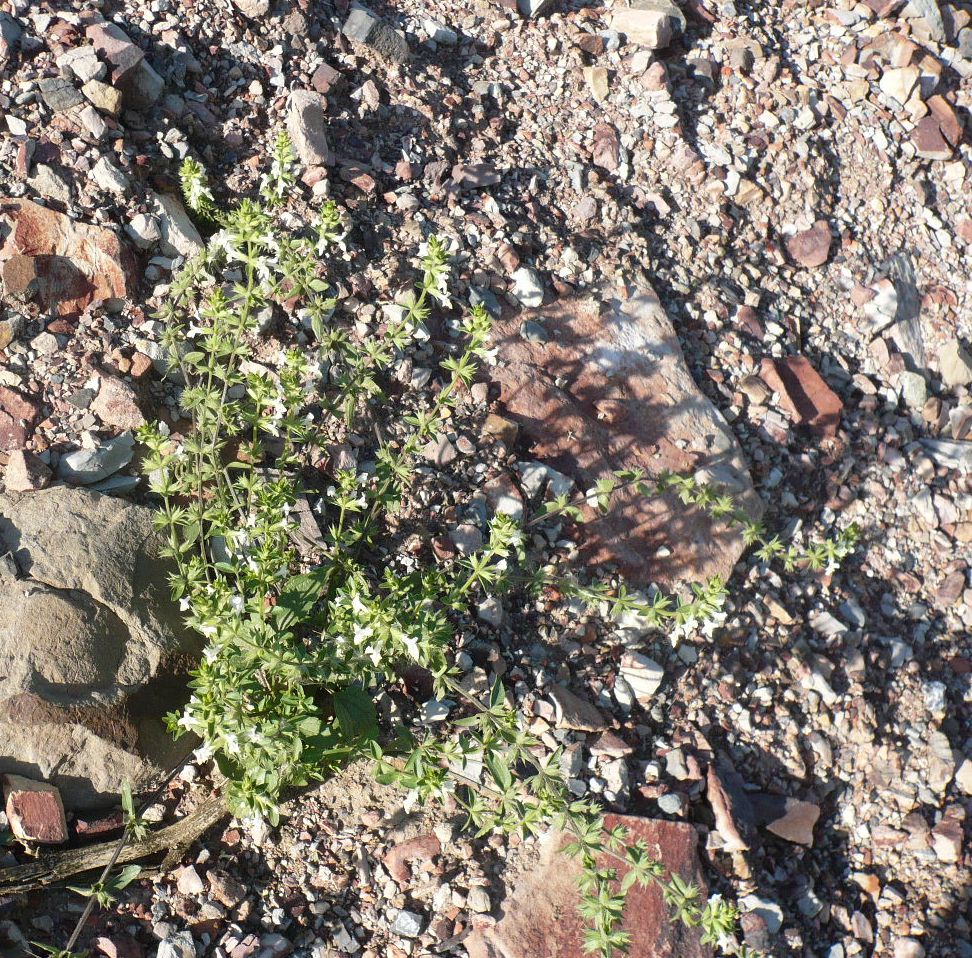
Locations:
223;732;241;755
230;595;245;614
179;597;191;612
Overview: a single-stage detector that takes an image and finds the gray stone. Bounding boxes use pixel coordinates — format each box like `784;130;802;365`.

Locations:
741;895;783;934
28;164;71;204
56;46;105;83
939;339;972;388
390;910;424;938
620;652;664;705
158;932;196;958
908;0;946;42
91;157;130;196
126;213;161;250
38;77;84;112
57;432;135;484
657;792;683;814
0;486;198;808
342;6;410;63
151;191;204;259
424;19;458;44
287;90;332;168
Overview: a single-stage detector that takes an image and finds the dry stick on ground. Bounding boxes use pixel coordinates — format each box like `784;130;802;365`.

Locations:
0;791;227;898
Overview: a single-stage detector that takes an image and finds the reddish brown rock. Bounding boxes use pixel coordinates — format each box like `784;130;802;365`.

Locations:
383;833;442;884
912;115;953;160
591;122;621;173
0;385;41;452
1;253;40;301
91;375;145;430
2;773;68;844
465;815;712;958
490;286;761;590
927;95;963;147
0;198;135;318
785;220;832;268
4;449;52;491
759;356;843;438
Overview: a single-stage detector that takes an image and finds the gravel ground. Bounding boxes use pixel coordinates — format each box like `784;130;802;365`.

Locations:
1;0;971;956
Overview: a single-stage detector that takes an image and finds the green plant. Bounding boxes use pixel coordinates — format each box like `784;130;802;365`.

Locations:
128;136;860;956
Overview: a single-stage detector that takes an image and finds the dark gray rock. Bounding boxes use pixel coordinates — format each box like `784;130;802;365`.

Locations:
342;6;410;63
38;77;84;112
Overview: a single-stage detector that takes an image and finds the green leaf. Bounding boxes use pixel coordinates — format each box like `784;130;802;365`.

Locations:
273;565;330;630
333;686;378;742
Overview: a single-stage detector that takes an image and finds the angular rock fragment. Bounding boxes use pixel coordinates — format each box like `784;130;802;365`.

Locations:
706;756;757;852
342;6;410;63
466;815;711;958
231;0;270;16
38;76;84;112
91;376;145;430
489;286;762;589
82;78;123;117
751;793;821;846
620;652;665;705
759;356;843;438
2;774;68;844
939;339;972;387
150;191;204;259
4;449;52;491
57;431;136;484
548;685;611;732
0;198;135;317
86;22;163;110
611;4;675;49
287;89;332;168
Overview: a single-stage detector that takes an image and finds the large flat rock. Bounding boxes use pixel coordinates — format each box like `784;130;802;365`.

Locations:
0;486;198;808
490;285;762;590
466;815;712;958
0;197;135;317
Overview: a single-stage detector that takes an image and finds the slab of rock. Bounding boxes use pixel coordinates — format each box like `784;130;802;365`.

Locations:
287;90;332;168
0;486;199;807
57;431;136;484
466;815;712;958
2;774;68;844
785;220;832;267
342;6;410;62
489;285;762;590
759;356;843;438
0;198;135;317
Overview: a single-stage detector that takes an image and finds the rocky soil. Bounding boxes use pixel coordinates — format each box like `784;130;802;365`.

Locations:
1;0;971;957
